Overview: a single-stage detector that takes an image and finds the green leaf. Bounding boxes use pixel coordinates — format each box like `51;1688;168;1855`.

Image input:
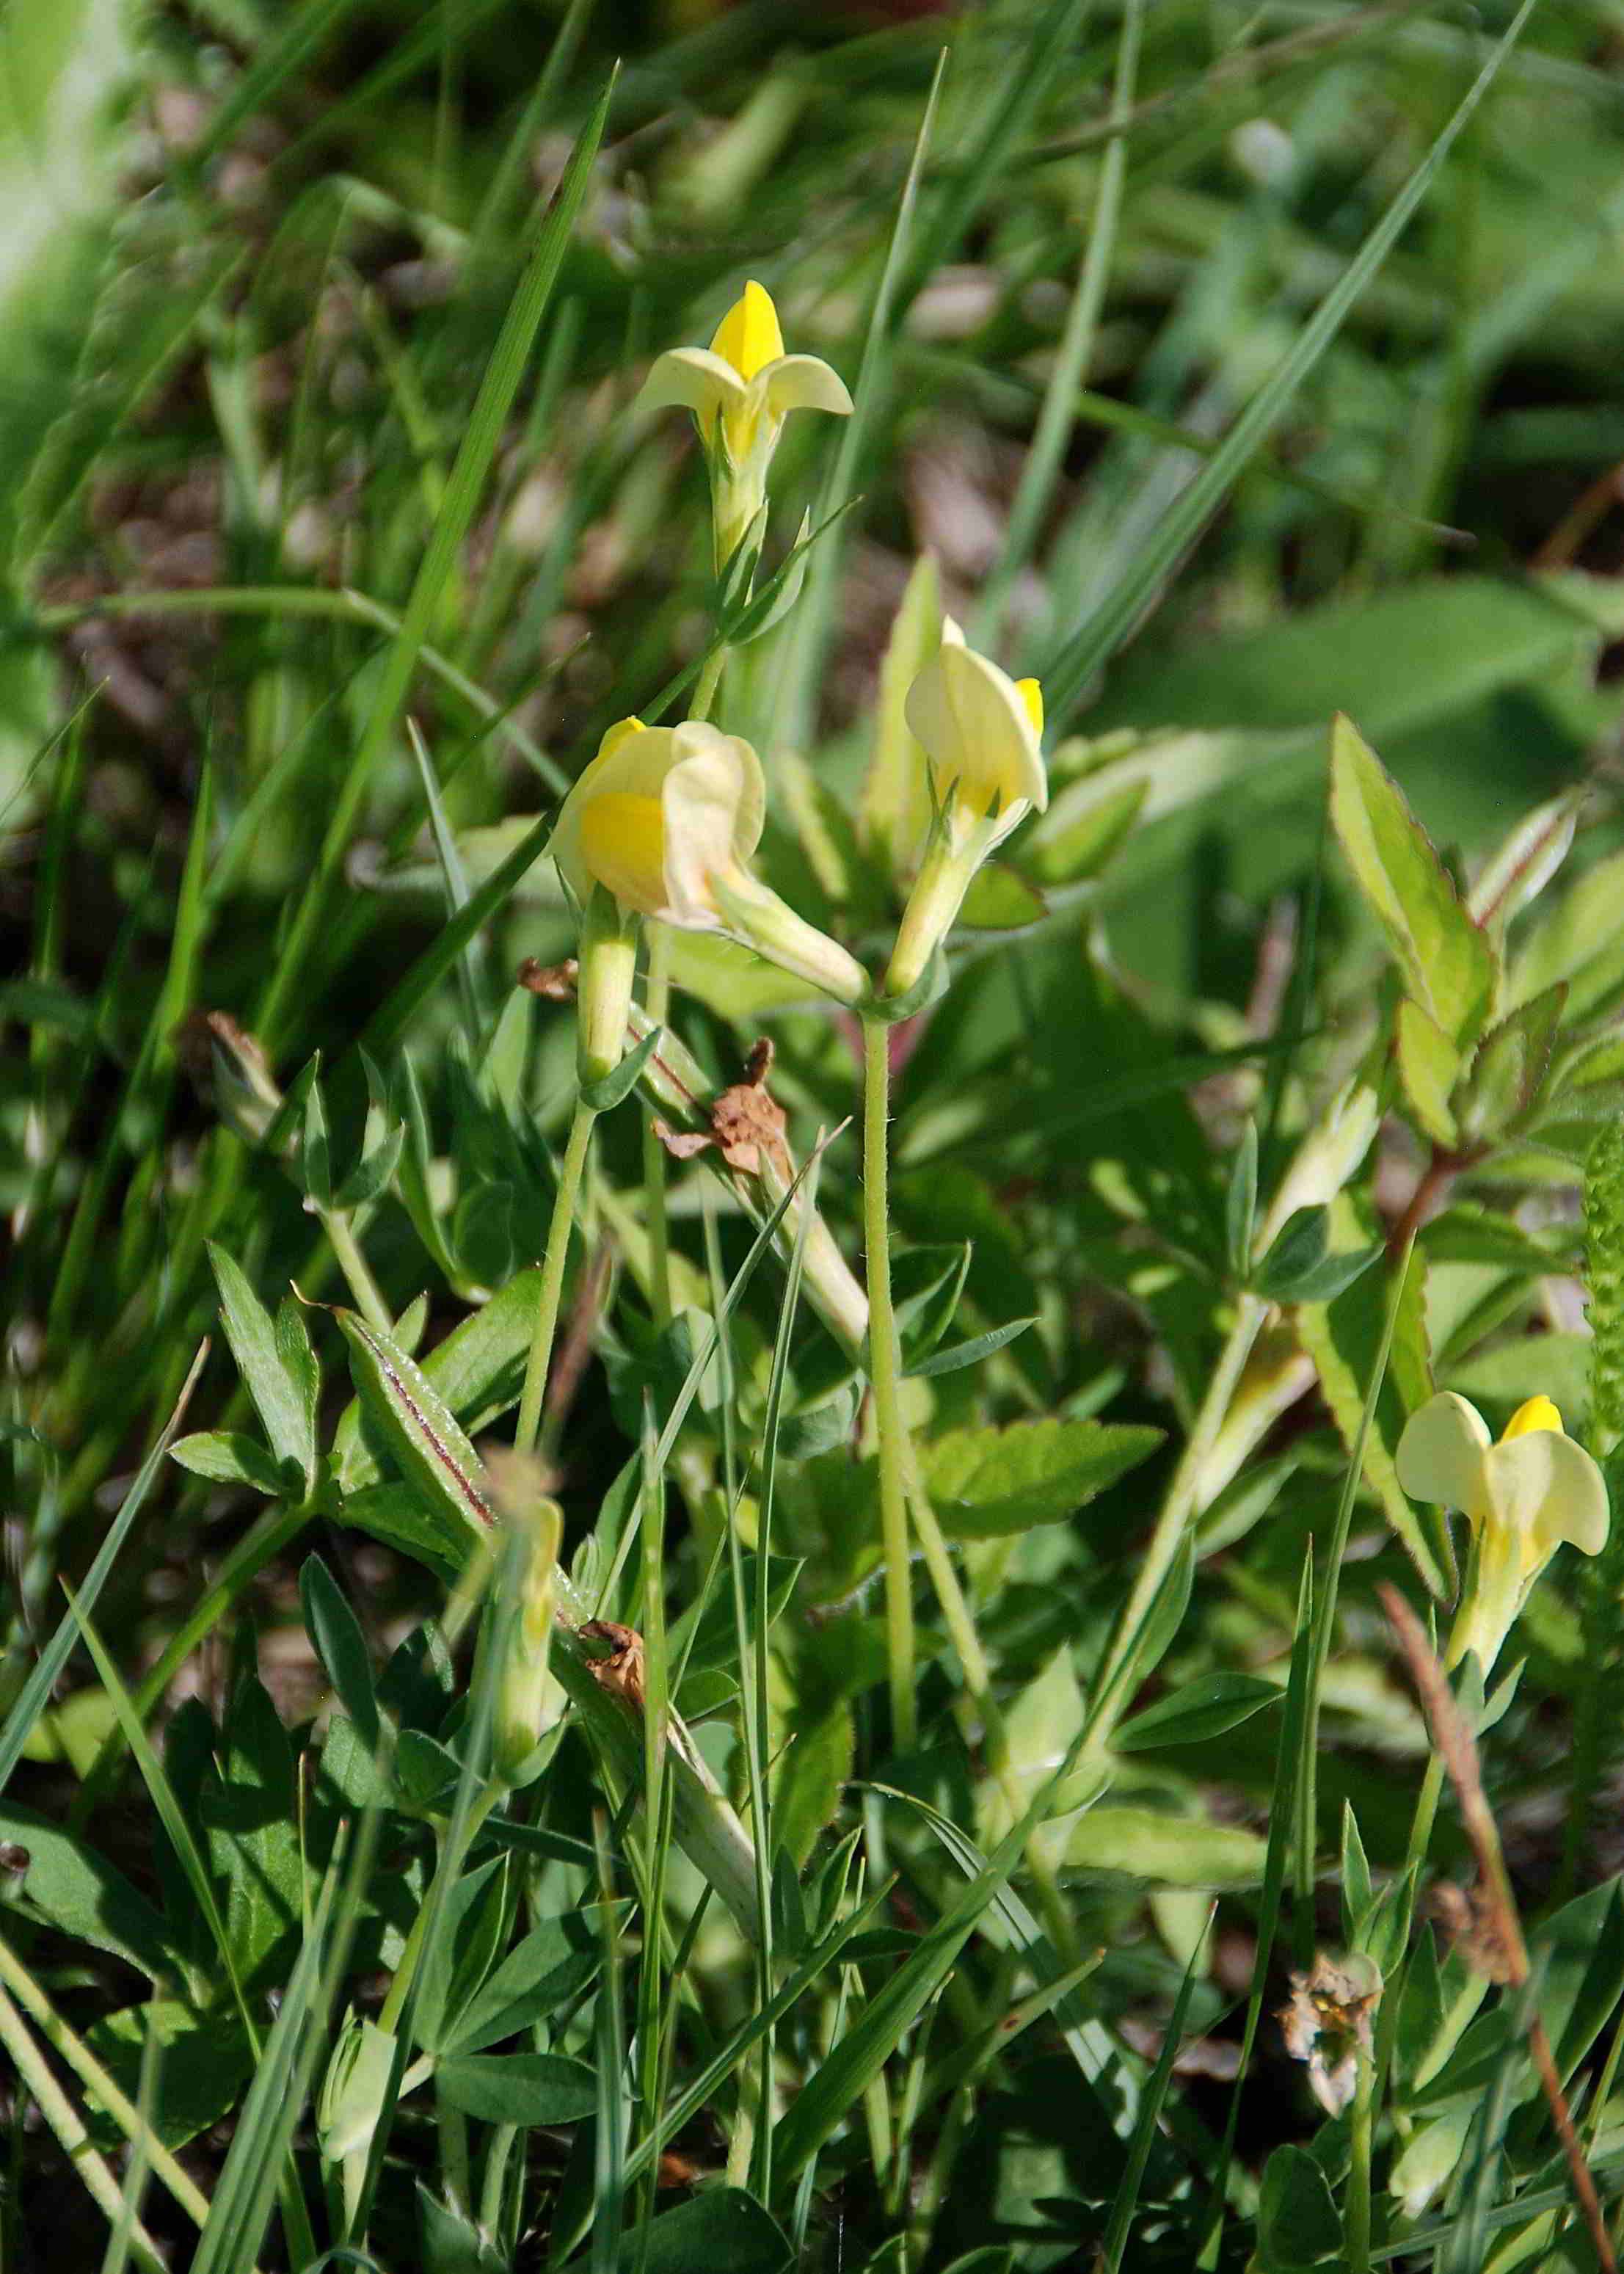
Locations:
1116;1673;1280;1753
441;1906;621;2058
924;1416;1163;1539
335;1266;546;1492
1330;715;1495;1050
432;2051;597;2126
1258;2143;1341;2270
205;1677;301;1988
773;1703;853;1870
170;1431;286;1496
208;1246;317;1494
335;1121;406;1211
299;1556;379;1751
338;1481;467;1577
1062;1806;1267;1888
84;1999;254;2152
578;1022;663;1114
1396;998;1461;1149
302;1068;332;1209
0;1798;174;1977
417;2182;506;2274
332;1306;493;1546
637;2188;793;2274
414;1856;510;2058
903;1315;1037;1379
1460;981;1565;1145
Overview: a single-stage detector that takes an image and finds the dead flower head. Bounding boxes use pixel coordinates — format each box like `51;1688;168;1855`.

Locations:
1279;1952;1383;2116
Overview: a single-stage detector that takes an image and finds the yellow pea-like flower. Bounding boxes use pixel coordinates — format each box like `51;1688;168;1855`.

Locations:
884;622;1049;1000
553;716;867;1010
637;280;852;565
1396;1390;1609;1675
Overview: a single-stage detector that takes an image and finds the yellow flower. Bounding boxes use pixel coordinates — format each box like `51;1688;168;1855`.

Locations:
884;624;1049;999
553;716;867;1007
637;280;851;563
1396;1390;1609;1674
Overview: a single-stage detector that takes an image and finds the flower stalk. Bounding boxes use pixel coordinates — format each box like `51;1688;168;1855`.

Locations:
862;1014;917;1751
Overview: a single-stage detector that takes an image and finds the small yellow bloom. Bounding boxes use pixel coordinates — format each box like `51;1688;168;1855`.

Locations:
637;280;851;563
884;623;1049;999
553;716;867;1006
1396;1390;1609;1674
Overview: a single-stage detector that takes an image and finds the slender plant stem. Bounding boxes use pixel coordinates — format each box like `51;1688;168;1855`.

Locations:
1346;2046;1376;2274
322;1207;392;1333
0;1934;214;2234
862;1016;917;1751
642;930;675;1332
516;1098;597;1456
1089;1293;1267;1743
0;1981;168;2274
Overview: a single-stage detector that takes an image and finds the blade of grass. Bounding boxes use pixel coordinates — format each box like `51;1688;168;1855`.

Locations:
1292;1238;1417;1966
1039;0;1539;721
1101;1915;1212;2273
0;1343;207;1798
975;0;1141;647
775;48;947;755
255;71;614;1047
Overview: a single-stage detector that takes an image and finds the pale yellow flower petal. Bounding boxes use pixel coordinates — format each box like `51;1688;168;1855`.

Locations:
636;346;746;424
903;640;1048;823
659;731;765;927
710;281;784;381
758;354;853;419
1394;1392;1492;1514
1485;1428;1609;1563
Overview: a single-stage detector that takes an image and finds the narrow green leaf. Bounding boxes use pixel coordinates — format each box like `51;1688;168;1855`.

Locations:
331;1307;494;1546
903;1315;1037;1379
1116;1673;1280;1753
208;1247;315;1493
578;1022;663;1114
299;1557;379;1751
1329;716;1495;1049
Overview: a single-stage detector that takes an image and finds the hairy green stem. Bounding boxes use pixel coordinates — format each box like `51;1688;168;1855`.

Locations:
515;1098;597;1456
862;1016;917;1751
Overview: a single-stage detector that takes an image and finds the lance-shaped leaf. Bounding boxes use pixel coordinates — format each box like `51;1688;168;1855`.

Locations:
207;1245;317;1495
329;1306;494;1545
1396;999;1461;1150
1330;715;1496;1050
